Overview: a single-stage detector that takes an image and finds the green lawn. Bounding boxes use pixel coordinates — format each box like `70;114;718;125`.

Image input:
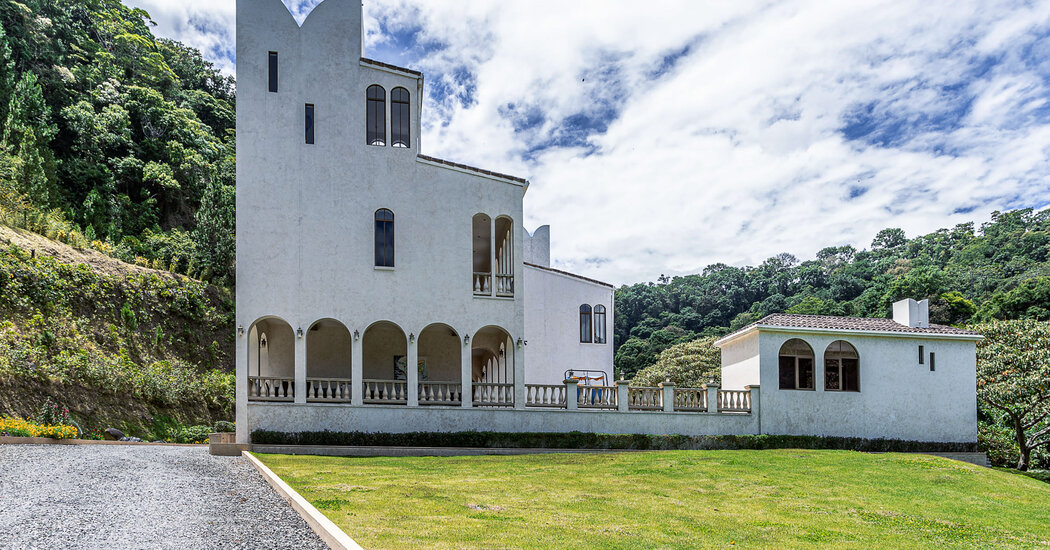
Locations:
255;450;1050;549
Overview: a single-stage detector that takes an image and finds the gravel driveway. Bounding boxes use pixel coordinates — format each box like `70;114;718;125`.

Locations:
0;444;328;549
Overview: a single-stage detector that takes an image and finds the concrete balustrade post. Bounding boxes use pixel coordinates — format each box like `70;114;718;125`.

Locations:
513;343;525;410
705;383;720;413
615;379;630;412
659;381;674;413
746;384;761;433
565;379;579;410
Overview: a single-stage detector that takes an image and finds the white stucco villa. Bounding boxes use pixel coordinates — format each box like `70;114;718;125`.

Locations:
233;0;981;445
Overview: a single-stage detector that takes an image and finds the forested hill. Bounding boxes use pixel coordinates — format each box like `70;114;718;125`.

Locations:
0;0;235;283
614;208;1050;377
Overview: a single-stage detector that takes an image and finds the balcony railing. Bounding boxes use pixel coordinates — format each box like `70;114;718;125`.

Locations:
473;383;514;407
718;390;751;412
672;388;706;412
495;273;514;297
473;272;491;296
363;379;409;405
305;378;352;403
525;384;567;408
577;385;617;410
419;382;462;406
248;376;294;402
627;387;663;411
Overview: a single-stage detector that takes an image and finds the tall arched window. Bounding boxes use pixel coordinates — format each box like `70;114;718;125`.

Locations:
366;85;386;146
579;304;592;343
593;305;607;344
374;209;394;267
824;340;859;392
391;87;410;148
778;338;814;390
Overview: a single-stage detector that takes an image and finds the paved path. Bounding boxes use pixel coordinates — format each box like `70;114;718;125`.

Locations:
0;445;328;549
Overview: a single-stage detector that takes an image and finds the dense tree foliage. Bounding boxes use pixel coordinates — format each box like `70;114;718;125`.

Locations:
615;209;1050;379
973;319;1050;471
0;0;235;282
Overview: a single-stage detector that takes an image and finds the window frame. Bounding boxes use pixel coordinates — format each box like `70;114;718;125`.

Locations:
390;87;411;148
374;208;395;268
268;51;278;93
579;304;593;343
366;85;386;147
778;339;815;391
305;104;315;145
823;340;860;392
593;305;607;344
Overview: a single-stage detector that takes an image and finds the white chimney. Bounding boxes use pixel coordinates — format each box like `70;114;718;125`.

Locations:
892;298;929;328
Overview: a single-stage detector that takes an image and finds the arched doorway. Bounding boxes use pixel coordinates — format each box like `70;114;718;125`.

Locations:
417;323;462;405
247;317;294;401
305;318;352;402
471;325;513;407
361;321;408;404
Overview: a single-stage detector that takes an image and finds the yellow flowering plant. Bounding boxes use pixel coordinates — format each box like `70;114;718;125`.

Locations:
0;416;78;439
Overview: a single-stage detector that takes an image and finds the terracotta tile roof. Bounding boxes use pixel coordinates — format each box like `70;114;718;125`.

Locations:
524;263;614;289
418;154;530;184
359;57;422;76
726;313;980;339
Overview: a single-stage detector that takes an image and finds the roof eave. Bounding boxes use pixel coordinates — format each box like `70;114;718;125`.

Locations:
716;324;983;348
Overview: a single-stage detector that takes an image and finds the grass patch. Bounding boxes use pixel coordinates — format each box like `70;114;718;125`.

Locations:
256;450;1050;549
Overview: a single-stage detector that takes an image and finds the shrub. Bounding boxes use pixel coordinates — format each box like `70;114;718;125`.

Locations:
214;420;235;433
173;424;212;444
33;397;70;426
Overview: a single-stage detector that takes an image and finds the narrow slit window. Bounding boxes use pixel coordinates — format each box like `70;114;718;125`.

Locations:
268;52;278;93
305;104;315;144
593;305;607;344
919;345;924;364
929;352;935;372
366;85;386;146
391;87;411;148
374;209;394;267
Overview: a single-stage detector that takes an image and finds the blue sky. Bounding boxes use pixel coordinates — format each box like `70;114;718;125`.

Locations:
126;0;1050;285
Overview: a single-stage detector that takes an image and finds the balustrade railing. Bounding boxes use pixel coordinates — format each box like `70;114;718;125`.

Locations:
577;385;617;410
495;274;514;297
362;379;409;404
718;389;751;412
419;382;462;405
525;384;566;408
673;388;707;412
473;272;492;296
248;376;294;402
305;378;352;403
627;387;662;411
473;383;514;407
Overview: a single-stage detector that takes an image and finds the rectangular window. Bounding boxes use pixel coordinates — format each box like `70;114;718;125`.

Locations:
798;358;814;390
919;345;924;364
778;356;796;389
305;104;314;144
841;358;859;391
929;352;935;372
268;52;278;93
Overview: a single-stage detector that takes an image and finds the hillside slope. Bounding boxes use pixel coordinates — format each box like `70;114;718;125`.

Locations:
0;225;234;437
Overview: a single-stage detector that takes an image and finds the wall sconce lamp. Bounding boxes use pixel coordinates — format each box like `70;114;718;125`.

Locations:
296;327;304;339
516;337;524;349
237;325;244;337
409;333;415;344
353;329;360;341
464;334;471;345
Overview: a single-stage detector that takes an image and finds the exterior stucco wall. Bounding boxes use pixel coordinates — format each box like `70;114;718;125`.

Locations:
523;265;614;385
247;402;757;436
720;332;760;390
755;330;978;442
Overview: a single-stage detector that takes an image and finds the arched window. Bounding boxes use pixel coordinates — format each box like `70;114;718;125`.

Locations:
374;209;394;267
391;87;410;148
579;304;592;343
366;85;386;146
778;338;814;390
824;340;859;392
593;305;607;344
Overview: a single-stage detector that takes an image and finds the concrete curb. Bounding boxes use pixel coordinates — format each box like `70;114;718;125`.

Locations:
251;445;643;457
0;436;203;447
242;451;363;550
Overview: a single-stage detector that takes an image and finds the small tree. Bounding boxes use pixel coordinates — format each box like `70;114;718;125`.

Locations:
973;319;1050;470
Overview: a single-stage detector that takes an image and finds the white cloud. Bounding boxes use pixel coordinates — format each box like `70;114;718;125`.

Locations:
126;0;1050;285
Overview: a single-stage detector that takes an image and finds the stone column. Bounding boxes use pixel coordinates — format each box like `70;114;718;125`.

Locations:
461;335;473;408
407;333;419;407
351;330;363;406
615;378;630;412
705;383;720;413
513;339;525;410
235;323;249;443
294;326;306;404
747;384;761;434
659;380;674;412
565;378;579;410
489;216;496;294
